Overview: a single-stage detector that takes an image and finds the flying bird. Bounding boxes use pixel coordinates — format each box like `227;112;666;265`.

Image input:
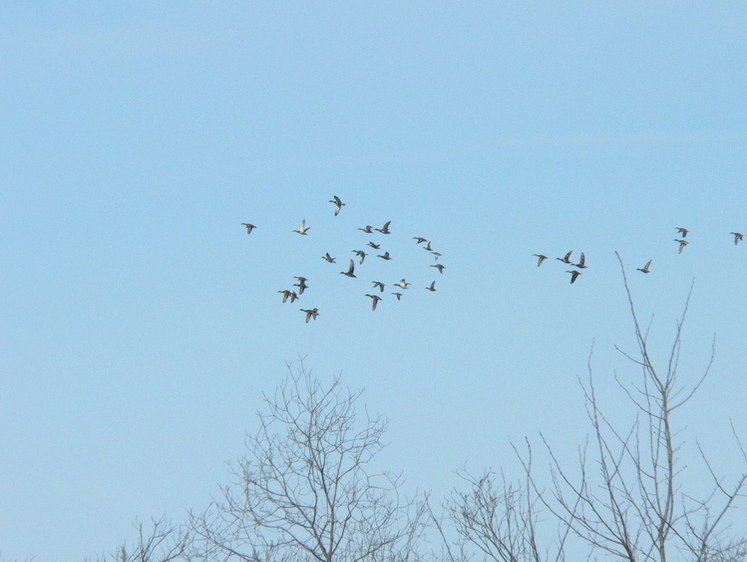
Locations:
430;263;445;273
293;219;310;235
300;308;319;323
365;294;382;310
367;241;381;249
566;270;582;284
637;260;652;274
676;227;689;238
358;225;374;233
352;249;368;264
557;251;573;264
241;223;257;234
731;232;744;245
293;276;308;294
278;290;298;303
423;241;433;251
431;251;442;260
394;279;411;289
413;236;428;244
392;292;402;300
426;281;437;291
377;251;392;260
533;254;548;266
375;221;392;234
329;195;345;216
322;253;336;263
372;281;385;292
675;239;689;254
573;252;588;269
340;259;357;278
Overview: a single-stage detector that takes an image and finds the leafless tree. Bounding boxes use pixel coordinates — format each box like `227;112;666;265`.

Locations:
87;516;189;562
514;253;747;561
189;360;425;561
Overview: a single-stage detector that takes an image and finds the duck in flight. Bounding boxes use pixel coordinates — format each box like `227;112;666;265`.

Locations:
241;223;256;234
358;225;374;233
637;260;652;274
340;259;357;278
372;281;385;292
293;276;308;294
573;252;588;269
352;249;368;264
675;239;689;254
567;270;582;284
430;263;445;273
533;254;548;266
377;251;392;260
557;251;573;264
676;227;689;238
394;279;411;289
365;294;382;310
329;195;345;216
426;281;437;291
278;290;298;303
293;219;310;235
375;221;392;234
731;232;744;245
300;308;319;323
322;252;336;263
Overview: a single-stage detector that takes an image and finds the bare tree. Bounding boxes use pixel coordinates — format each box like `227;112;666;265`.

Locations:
87;516;189;562
189;360;425;561
514;253;747;562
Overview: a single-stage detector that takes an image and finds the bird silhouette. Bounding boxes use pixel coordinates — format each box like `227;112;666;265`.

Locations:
675;239;689;254
431;251;442;260
293;219;310;235
300;308;319;323
676;227;689;238
377;251;392;260
241;223;256;234
573;252;588;269
358;225;374;233
340;259;357;278
413;236;428;244
430;264;445;273
278;290;298;303
394;279;411;289
731;232;744;245
365;294;382;310
426;281;437;291
533;254;548;266
322;253;336;263
375;221;392;234
367;241;381;249
557;251;573;264
372;281;385;292
567;270;582;284
329;195;345;216
637;260;652;274
293;277;308;294
352;249;368;264
392;292;403;300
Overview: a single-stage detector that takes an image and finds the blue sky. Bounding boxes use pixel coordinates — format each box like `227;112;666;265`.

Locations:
2;2;746;559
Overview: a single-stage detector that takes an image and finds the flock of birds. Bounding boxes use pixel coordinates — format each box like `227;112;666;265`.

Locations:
242;196;444;322
532;227;744;284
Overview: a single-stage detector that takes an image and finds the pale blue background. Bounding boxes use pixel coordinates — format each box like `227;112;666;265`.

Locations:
2;3;746;559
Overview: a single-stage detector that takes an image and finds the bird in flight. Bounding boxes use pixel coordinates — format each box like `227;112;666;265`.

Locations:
340;259;357;278
533;254;548;266
322;252;336;263
431;251;442;260
293;219;310;235
731;232;744;245
573;252;588;269
352;249;368;264
426;281;437;292
377;251;392;260
278;290;298;303
367;241;381;249
675;239;689;254
241;223;257;234
372;281;385;292
394;279;411;289
413;236;428;244
392;292;402;300
637;260;652;274
423;241;433;251
567;270;582;284
676;227;689;238
375;221;392;234
365;294;382;310
358;225;374;233
329;195;345;216
556;251;573;264
300;308;319;323
430;263;445;274
293;276;308;294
